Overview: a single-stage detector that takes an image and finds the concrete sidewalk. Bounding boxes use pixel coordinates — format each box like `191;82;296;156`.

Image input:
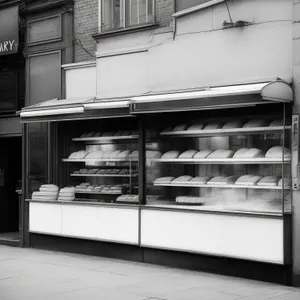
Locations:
0;245;299;300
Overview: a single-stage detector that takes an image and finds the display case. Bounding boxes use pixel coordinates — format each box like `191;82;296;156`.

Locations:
144;105;292;215
57;118;139;205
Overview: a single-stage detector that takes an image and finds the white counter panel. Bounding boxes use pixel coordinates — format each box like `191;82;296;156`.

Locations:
141;209;284;264
98;207;139;244
29;202;62;235
61;205;99;239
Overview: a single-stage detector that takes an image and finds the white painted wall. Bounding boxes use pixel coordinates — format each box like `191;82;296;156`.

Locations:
63;62;96;99
95;0;293;99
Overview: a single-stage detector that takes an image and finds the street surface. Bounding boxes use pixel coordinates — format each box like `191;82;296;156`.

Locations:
0;245;299;299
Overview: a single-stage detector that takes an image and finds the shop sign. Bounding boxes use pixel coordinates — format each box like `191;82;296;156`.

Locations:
0;5;19;56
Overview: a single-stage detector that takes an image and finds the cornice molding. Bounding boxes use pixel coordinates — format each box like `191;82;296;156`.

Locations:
0;0;20;9
21;0;73;15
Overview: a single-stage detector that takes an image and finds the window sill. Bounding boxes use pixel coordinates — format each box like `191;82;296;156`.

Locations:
93;23;160;40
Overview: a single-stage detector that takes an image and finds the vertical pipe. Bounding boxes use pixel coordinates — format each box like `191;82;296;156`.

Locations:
146;0;148;23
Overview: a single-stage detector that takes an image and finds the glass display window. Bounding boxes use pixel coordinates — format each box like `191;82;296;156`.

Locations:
144;105;292;215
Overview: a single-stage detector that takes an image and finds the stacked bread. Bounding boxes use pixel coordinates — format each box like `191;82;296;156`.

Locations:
161;119;286;134
58;187;75;201
176;196;205;205
116;194;139;203
75;183;125;194
32;184;59;201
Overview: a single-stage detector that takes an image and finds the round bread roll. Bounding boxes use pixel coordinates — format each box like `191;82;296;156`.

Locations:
160;151;179;159
222;120;243;129
233;148;249;158
265;146;291;158
188;176;212;184
172;175;193;183
85;151;103;159
173;124;187;131
193;150;212;159
154;176;175;184
235;175;262;186
203;123;222;130
257;176;280;186
269;120;283;127
178;150;198;159
207;149;234;159
187;124;204;131
245;148;265;158
243;119;267;128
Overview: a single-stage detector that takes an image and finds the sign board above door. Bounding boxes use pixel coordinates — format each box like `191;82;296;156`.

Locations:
0;5;19;56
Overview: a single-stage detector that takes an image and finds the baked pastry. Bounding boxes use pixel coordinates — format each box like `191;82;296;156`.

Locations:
39;184;59;193
114;131;123;136
85;151;103;159
146;151;162;159
245;148;265;158
233;148;249;158
257;176;280;186
188;176;212;184
117;150;131;159
269;120;283;127
265;146;291;158
129;151;139;159
119;169;129;175
207;149;234;159
68;150;88;159
161;151;180;159
243;119;267;128
278;178;292;188
235;175;262;186
172;175;193;183
187;124;204;131
203;123;222;130
102;151;112;159
119;130;132;136
85;132;95;137
222;120;243;129
193;150;212;159
93;132;102;137
154;177;175;184
208;176;238;185
176;196;205;205
178;150;197;159
173;124;187;131
80;133;88;138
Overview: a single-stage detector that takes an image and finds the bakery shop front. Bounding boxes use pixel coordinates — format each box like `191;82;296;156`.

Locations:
20;79;295;284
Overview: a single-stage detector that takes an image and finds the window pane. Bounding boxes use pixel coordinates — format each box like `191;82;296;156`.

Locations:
176;0;212;12
139;0;147;23
102;0;122;31
27;123;48;197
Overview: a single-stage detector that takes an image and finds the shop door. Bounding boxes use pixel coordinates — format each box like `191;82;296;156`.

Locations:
0;137;22;244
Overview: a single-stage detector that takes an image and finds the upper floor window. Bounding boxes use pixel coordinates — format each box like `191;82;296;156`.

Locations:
100;0;155;32
176;0;213;12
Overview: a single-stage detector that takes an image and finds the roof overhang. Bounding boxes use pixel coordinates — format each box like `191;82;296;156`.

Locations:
130;80;293;114
20;97;132;123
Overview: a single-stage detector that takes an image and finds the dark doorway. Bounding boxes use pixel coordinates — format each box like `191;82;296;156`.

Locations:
0;137;22;246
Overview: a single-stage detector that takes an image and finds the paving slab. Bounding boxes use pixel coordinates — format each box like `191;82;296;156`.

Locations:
0;245;299;300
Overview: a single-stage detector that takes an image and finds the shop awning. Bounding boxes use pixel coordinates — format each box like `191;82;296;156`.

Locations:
130;79;293;114
20;97;132;123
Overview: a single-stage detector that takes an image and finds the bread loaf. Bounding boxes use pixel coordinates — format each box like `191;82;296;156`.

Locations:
188;176;212;184
173;124;188;131
161;126;173;132
243;119;267;128
117;150;131;158
257;176;280;186
245;148;264;158
233;148;249;158
269;120;283;127
176;196;205;204
172;175;193;183
187;124;204;131
235;175;262;186
146;150;162;159
161;151;180;159
203;123;222;130
278;178;292;188
85;151;103;159
68;150;88;159
178;149;198;159
193;150;212;159
154;177;175;184
265;146;291;158
208;176;238;185
207;149;234;159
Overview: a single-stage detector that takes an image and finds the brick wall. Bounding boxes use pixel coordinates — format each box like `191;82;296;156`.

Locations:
156;0;174;26
74;0;98;62
73;0;174;62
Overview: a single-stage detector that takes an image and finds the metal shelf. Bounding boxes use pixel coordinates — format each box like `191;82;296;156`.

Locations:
75;191;122;195
153;182;289;190
71;173;138;178
72;135;138;142
160;126;291;138
148;158;290;165
63;158;138;163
